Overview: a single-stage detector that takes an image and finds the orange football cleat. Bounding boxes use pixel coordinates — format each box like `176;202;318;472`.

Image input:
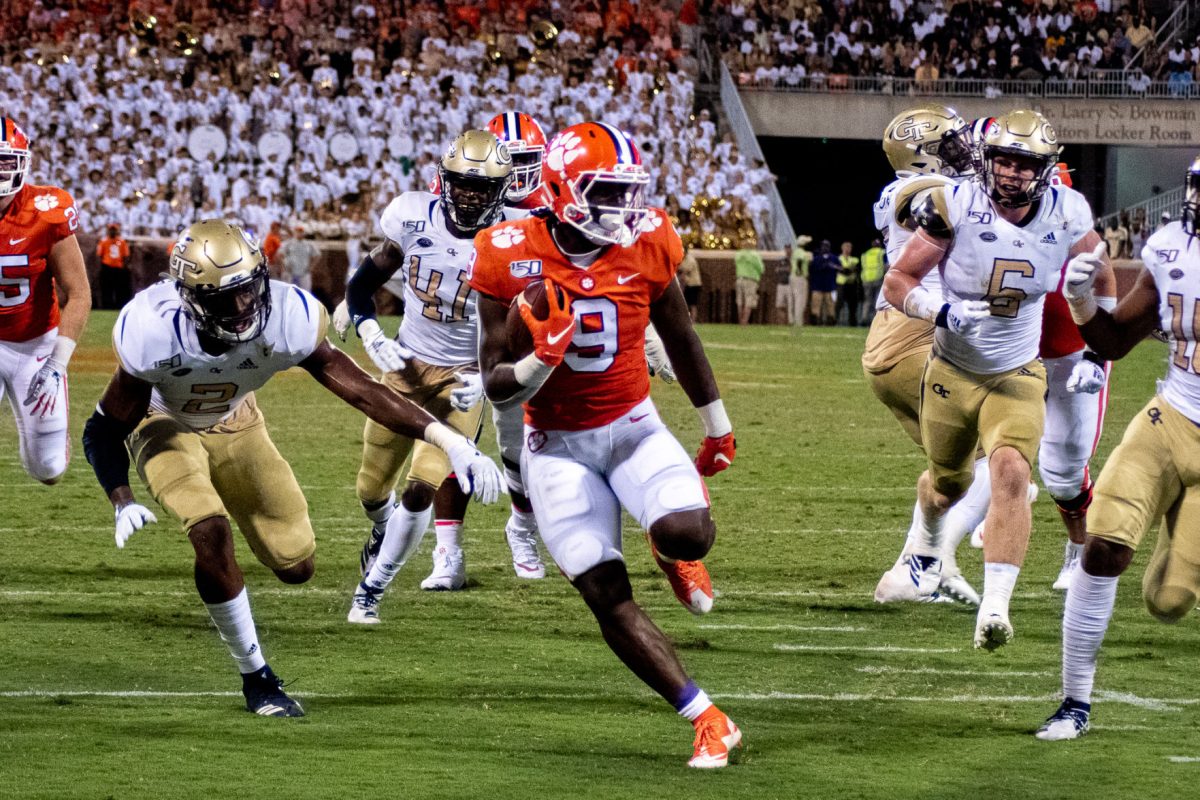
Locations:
688;707;742;768
649;536;714;615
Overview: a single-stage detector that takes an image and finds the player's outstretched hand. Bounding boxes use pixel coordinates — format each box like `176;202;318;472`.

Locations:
942;300;991;337
695;433;736;477
23;358;66;419
644;336;676;383
358;318;413;374
115;502;158;549
332;299;352;341
1063;242;1107;304
519;279;575;366
444;437;506;504
1066;358;1106;394
450;371;484;411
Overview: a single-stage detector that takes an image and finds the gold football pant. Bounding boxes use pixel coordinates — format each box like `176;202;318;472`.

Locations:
128;395;314;570
356;359;485;505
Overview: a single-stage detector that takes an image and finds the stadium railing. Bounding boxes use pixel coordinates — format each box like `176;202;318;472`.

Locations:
739;74;1200;100
1095;185;1185;231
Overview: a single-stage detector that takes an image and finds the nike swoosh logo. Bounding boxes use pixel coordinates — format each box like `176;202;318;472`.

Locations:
9;237;27;245
630;413;649;423
617;274;636;284
546;324;573;345
35;355;48;362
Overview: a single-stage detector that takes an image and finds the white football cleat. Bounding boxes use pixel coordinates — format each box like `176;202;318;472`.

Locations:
938;568;980;606
348;585;382;625
505;520;545;579
1035;699;1090;741
973;597;1013;651
1053;541;1083;591
874;554;942;603
420;545;466;591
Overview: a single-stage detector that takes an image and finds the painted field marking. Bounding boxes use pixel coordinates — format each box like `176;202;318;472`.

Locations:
699;624;866;632
856;665;1053;678
774;644;960;654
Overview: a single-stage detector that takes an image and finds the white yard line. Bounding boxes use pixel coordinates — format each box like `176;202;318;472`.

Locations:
1167;756;1200;763
0;689;346;698
699;624;866;632
856;665;1054;678
774;644;961;654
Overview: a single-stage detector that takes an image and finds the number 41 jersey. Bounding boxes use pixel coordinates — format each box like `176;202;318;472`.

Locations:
114;280;328;429
469;209;682;431
935;180;1094;374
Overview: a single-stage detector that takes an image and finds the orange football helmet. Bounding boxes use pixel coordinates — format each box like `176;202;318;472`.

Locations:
487;112;547;203
0;117;31;198
540;122;650;247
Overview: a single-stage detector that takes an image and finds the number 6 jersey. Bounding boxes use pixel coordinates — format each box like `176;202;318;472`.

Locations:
114;280;328;429
469;209;681;431
933;180;1094;374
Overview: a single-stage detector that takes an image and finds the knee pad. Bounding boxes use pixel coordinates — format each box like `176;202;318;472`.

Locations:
1144;585;1197;624
1052;483;1094;521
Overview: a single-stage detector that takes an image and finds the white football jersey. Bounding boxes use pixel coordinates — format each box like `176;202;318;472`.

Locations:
1143;222;1200;422
114;280;327;429
378;191;487;366
873;173;955;311
935;181;1093;374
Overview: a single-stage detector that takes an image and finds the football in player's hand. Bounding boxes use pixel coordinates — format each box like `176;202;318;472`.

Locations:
506;280;550;358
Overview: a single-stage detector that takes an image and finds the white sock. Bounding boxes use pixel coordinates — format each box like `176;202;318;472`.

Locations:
901;500;921;557
912;503;944;558
363;504;432;592
508;505;538;534
677;688;713;722
434;520;462;549
1062;569;1119;704
982;562;1020;606
205;588;266;674
1064;540;1084;562
363;491;395;525
943;457;991;552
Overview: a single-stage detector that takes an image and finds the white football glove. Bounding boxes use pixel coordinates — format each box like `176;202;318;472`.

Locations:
1063;242;1107;304
943;300;991;337
449;371;484;412
115;502;158;549
332;299;352;341
443;436;506;505
357;318;412;374
24;357;67;419
644;336;676;383
1066;357;1106;394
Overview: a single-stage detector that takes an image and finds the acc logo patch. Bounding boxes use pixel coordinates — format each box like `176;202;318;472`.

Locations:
416;237;433;248
1170;268;1185;280
979;232;998;242
508;259;542;278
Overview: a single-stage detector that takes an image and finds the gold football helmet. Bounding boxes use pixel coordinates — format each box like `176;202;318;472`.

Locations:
882;105;972;177
438;130;513;234
169;220;271;344
1183;155;1200;237
979;109;1063;208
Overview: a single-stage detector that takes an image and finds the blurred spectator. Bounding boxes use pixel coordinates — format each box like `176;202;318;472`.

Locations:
676;246;703;322
1158;210;1172;232
734;246;764;326
262;221;284;275
277;226;320;291
1103;217;1128;259
835;240;862;327
96;222;132;309
809;240;839;326
785;234;812;327
859;238;886;323
1129;218;1148;258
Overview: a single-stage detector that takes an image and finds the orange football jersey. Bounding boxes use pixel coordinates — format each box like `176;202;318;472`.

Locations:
0;184;78;342
470;209;683;431
1040;274;1085;360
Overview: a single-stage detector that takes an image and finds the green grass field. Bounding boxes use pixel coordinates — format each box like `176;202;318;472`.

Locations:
2;314;1198;799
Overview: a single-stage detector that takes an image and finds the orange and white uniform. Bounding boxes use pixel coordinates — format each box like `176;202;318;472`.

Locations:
0;183;80;481
470;209;709;578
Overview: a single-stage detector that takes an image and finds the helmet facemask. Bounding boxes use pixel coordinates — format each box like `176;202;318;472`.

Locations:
440;168;510;234
981;147;1058;209
931;125;975;176
506;144;544;202
562;170;650;247
0;150;29;198
178;264;272;345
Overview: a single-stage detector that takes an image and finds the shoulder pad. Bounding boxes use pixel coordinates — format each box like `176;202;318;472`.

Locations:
28;185;77;227
911;187;953;239
894;176;953;230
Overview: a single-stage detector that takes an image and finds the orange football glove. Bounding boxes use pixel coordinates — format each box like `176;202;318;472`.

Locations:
695;433;736;477
519;279;576;367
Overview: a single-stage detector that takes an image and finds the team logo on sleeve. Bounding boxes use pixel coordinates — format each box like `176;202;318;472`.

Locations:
637;212;664;233
33;193;60;212
490;226;526;249
508;259;542;278
402;220;426;233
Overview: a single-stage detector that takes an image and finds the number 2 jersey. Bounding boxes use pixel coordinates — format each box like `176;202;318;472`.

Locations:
378;191;521;367
1143;222;1200;422
469;209;682;431
0;184;78;342
933;180;1093;374
114;280;328;429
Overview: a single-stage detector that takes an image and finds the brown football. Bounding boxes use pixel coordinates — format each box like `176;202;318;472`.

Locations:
505;280;549;358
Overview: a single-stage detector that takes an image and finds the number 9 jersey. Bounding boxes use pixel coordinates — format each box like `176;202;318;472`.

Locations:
469;209;682;431
0;184;78;342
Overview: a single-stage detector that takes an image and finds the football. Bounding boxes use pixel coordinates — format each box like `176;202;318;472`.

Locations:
505;280;551;358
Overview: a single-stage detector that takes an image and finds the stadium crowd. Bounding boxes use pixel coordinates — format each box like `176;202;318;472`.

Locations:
0;0;769;248
714;0;1195;89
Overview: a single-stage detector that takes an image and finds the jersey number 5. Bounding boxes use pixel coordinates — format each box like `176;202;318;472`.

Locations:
0;255;31;308
983;258;1035;318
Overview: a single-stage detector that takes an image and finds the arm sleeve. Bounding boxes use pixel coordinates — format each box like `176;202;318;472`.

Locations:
345;251;392;327
82;406;138;498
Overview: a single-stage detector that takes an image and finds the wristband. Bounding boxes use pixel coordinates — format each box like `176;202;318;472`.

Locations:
423;421;459;451
356;317;382;339
697;399;732;438
903;286;944;324
1097;295;1117;312
50;336;77;367
1068;295;1098;326
513;352;555;389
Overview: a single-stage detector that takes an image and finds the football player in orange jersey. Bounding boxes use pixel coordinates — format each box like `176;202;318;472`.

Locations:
469;122;742;768
0;117;90;484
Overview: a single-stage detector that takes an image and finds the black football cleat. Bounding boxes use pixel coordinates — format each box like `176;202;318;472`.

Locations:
241;665;305;717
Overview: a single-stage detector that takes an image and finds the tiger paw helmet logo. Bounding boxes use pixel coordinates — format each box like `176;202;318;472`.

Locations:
545;131;585;173
33;193;60;212
490;226;526;249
